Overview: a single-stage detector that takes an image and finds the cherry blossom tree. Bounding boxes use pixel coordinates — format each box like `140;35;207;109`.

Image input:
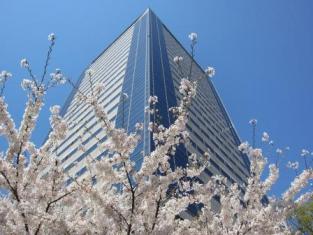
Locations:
0;33;312;235
0;34;75;234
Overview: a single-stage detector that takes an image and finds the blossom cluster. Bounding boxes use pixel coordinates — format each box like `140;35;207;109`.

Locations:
262;131;270;142
0;32;312;235
205;66;215;78
50;68;66;85
188;32;197;43
300;149;310;157
173;56;183;64
20;58;29;68
0;71;12;83
287;161;299;170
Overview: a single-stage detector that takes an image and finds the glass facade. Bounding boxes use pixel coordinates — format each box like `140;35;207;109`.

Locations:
149;11;188;168
162;22;250;189
115;10;188;170
55;9;249;189
115;12;149;169
54;20;135;180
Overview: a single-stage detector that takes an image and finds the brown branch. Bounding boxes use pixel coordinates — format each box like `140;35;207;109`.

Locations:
46;191;73;212
40;41;55;85
151;196;162;231
0;171;16;198
123;162;135;235
34;191;73;235
110;205;129;227
34;160;71;235
0;171;29;234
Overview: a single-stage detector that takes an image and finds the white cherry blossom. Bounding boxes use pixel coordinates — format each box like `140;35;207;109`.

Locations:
48;33;56;41
20;58;29;68
0;32;312;235
262;131;270;142
188;32;197;42
205;66;215;78
0;71;12;81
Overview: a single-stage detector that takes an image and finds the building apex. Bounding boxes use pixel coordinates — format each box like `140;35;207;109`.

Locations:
143;7;155;17
144;7;151;13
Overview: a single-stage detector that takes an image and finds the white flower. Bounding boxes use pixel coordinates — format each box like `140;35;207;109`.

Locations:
276;148;283;155
148;122;154;131
95;83;105;93
188;32;198;42
3;33;313;235
238;141;249;153
212;175;225;183
122;93;128;100
0;125;5;136
261;132;270;142
179;78;194;96
0;70;12;82
50;69;66;84
144;106;150;113
300;149;310;157
48;33;56;42
21;79;34;90
283;170;313;202
205;66;215;78
173;56;183;64
0;124;5;134
249;119;257;126
135;123;143;130
86;68;94;77
20;58;29;68
148;96;158;105
287;161;299;170
269;140;274;145
50;105;61;115
203;152;210;161
250;148;262;158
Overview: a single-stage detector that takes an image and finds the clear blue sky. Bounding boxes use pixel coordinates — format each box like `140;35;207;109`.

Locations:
1;0;312;196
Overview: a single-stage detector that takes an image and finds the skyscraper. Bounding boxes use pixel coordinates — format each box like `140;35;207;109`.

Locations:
56;9;250;190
